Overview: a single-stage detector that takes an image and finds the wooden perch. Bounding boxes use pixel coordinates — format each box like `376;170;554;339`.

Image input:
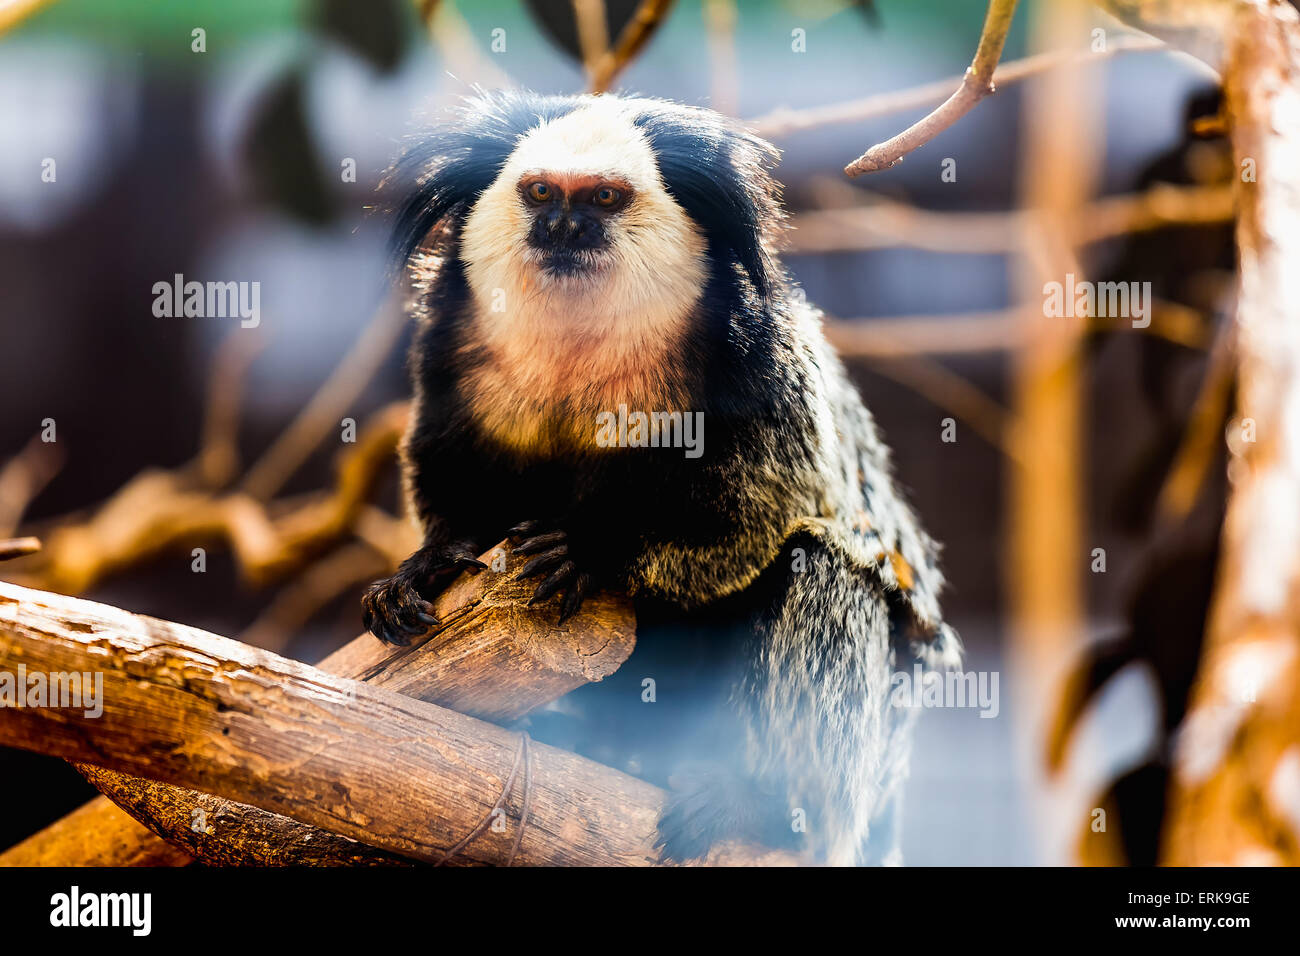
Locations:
4;540;637;866
0;575;794;866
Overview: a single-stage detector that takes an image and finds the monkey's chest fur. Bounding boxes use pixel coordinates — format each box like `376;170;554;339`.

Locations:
458;308;696;459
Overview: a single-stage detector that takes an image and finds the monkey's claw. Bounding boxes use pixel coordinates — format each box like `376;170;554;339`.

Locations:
361;543;486;645
510;525;591;622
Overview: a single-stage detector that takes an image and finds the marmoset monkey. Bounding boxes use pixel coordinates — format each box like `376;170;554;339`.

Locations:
364;91;959;865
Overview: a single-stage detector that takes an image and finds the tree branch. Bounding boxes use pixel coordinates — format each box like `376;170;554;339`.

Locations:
588;0;676;93
752;33;1159;139
844;0;1021;176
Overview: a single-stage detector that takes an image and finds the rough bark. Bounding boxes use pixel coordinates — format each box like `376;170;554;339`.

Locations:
75;541;635;865
6;541;636;865
0;580;795;866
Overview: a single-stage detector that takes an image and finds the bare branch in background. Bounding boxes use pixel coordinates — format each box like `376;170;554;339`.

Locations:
588;0;676;93
0;537;41;562
1150;0;1300;866
789;182;1234;255
1006;0;1099;863
573;0;611;82
704;0;739;115
0;433;63;537
752;34;1161;139
8;402;407;595
844;0;1021;176
187;329;265;491
1155;320;1237;524
422;0;516;91
854;353;1017;460
240;295;406;502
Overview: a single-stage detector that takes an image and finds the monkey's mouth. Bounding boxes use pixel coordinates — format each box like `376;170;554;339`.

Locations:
529;247;608;281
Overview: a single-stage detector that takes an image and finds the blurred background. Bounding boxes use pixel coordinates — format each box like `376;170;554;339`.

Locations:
0;0;1241;864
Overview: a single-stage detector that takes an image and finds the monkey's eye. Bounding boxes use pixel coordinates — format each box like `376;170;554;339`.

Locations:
593;186;623;209
525;181;553;203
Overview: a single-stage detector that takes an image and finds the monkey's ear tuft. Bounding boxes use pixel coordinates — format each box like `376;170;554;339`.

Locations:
633;105;783;298
381;90;581;277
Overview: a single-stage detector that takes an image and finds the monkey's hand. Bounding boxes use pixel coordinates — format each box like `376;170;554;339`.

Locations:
654;767;797;863
507;520;595;624
361;541;487;645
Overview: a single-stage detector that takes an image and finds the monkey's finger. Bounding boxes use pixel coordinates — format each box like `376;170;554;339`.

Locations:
528;561;576;605
393;581;439;637
557;571;591;623
519;545;569;578
374;600;411;647
362;582;402;645
446;550;489;572
514;531;567;556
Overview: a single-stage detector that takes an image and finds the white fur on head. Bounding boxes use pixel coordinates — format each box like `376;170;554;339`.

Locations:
461;96;705;329
458;96;707;455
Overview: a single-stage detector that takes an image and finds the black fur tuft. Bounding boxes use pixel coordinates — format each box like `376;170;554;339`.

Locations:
382;90;581;275
632;104;782;297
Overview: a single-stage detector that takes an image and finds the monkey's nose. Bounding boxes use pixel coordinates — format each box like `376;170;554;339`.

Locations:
539;209;602;249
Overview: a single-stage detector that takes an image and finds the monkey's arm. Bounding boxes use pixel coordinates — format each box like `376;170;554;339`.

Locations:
361;363;513;644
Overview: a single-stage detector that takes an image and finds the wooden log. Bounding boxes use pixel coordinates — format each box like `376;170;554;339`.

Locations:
0;794;191;867
0;580;796;866
18;540;635;865
74;542;635;865
74;768;423;867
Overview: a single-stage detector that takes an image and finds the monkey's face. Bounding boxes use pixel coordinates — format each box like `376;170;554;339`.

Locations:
516;172;630;278
460;98;707;331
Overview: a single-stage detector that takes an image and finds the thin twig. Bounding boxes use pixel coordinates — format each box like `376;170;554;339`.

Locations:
240;295;405;502
704;0;739;115
0;537;41;562
0;434;64;537
574;0;611;83
844;0;1021;176
789;182;1234;255
188;329;266;491
752;34;1161;139
856;354;1018;461
1155;318;1236;524
588;0;676;93
825;298;1210;360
